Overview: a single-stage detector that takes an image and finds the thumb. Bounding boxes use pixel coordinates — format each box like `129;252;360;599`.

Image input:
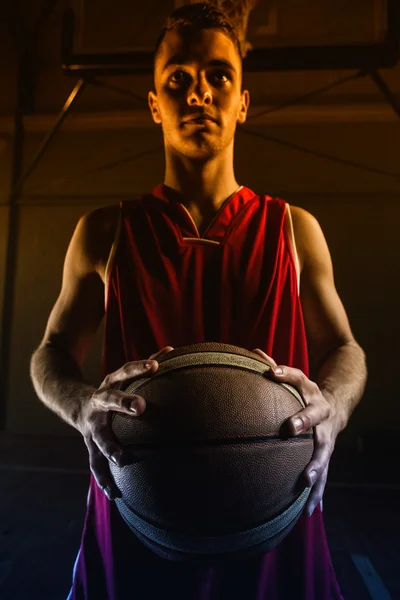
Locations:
252;348;277;367
148;346;174;360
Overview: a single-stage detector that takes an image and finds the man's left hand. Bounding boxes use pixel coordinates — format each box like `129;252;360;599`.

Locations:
253;349;341;517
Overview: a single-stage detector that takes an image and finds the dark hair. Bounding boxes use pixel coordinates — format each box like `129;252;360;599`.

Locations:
154;2;243;64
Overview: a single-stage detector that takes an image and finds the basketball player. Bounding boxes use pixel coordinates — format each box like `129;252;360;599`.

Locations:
30;3;367;599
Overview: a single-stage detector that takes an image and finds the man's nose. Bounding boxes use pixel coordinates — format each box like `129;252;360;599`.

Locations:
187;77;213;106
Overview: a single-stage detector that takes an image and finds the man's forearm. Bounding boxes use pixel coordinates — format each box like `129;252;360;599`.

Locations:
30;344;96;432
315;340;367;432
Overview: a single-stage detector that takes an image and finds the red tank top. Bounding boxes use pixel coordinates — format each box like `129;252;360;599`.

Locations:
68;184;343;600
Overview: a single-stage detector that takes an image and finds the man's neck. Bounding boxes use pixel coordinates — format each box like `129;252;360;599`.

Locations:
164;147;240;215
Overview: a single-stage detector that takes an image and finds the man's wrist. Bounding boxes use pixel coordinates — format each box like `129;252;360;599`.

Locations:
72;384;97;434
319;385;348;434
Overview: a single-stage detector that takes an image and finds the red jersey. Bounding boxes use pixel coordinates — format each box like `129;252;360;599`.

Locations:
68;184;343;600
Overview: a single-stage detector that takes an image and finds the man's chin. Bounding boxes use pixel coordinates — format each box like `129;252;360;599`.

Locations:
178;139;222;160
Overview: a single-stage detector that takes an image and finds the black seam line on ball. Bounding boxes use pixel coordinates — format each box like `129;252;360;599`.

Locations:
123;434;313;451
125;363;304;409
156;364;269;376
132;364;291;387
158;350;267;362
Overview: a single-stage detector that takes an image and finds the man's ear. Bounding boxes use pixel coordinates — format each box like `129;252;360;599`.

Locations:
237;89;250;125
148;90;162;124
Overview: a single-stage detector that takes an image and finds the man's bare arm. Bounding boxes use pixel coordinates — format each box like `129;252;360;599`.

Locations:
292;206;367;431
259;205;368;516
30;206;161;498
30;210;107;431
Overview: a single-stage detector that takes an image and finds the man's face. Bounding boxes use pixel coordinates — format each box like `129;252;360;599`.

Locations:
148;28;250;160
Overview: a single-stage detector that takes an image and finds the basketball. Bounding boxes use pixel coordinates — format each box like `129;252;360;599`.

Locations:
109;342;314;562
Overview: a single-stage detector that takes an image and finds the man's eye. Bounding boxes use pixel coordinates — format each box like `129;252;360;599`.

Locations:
212;71;230;84
169;71;188;85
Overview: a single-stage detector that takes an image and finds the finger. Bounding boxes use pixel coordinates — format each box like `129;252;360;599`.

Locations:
85;436;122;500
304;465;328;517
286;401;331;436
103;360;158;388
149;346;174;360
251;348;277;367
266;363;308;385
90;416;131;468
92;388;147;416
88;391;145;465
303;431;332;487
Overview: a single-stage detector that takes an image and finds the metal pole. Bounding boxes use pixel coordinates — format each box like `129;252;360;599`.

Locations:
12;78;87;197
0;0;63;429
368;70;400;119
0;52;27;429
0;74;86;428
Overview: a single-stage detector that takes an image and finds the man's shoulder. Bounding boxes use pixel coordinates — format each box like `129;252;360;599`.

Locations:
82;203;121;234
288;205;331;274
288;205;325;249
289;205;318;227
76;204;121;279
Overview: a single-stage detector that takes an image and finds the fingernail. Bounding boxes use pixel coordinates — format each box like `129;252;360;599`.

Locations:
293;417;303;432
274;367;283;374
110;451;130;467
130;397;145;413
144;362;152;369
102;486;114;501
109;452;120;465
309;470;317;485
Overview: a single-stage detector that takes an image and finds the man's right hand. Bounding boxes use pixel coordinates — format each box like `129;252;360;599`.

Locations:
78;346;174;500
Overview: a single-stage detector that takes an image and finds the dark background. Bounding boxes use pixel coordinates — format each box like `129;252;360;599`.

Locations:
0;1;399;598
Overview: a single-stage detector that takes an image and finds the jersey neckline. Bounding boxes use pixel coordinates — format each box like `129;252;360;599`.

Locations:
151;183;256;244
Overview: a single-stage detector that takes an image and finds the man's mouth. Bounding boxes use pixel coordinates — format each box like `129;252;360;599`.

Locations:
184;115;217;124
